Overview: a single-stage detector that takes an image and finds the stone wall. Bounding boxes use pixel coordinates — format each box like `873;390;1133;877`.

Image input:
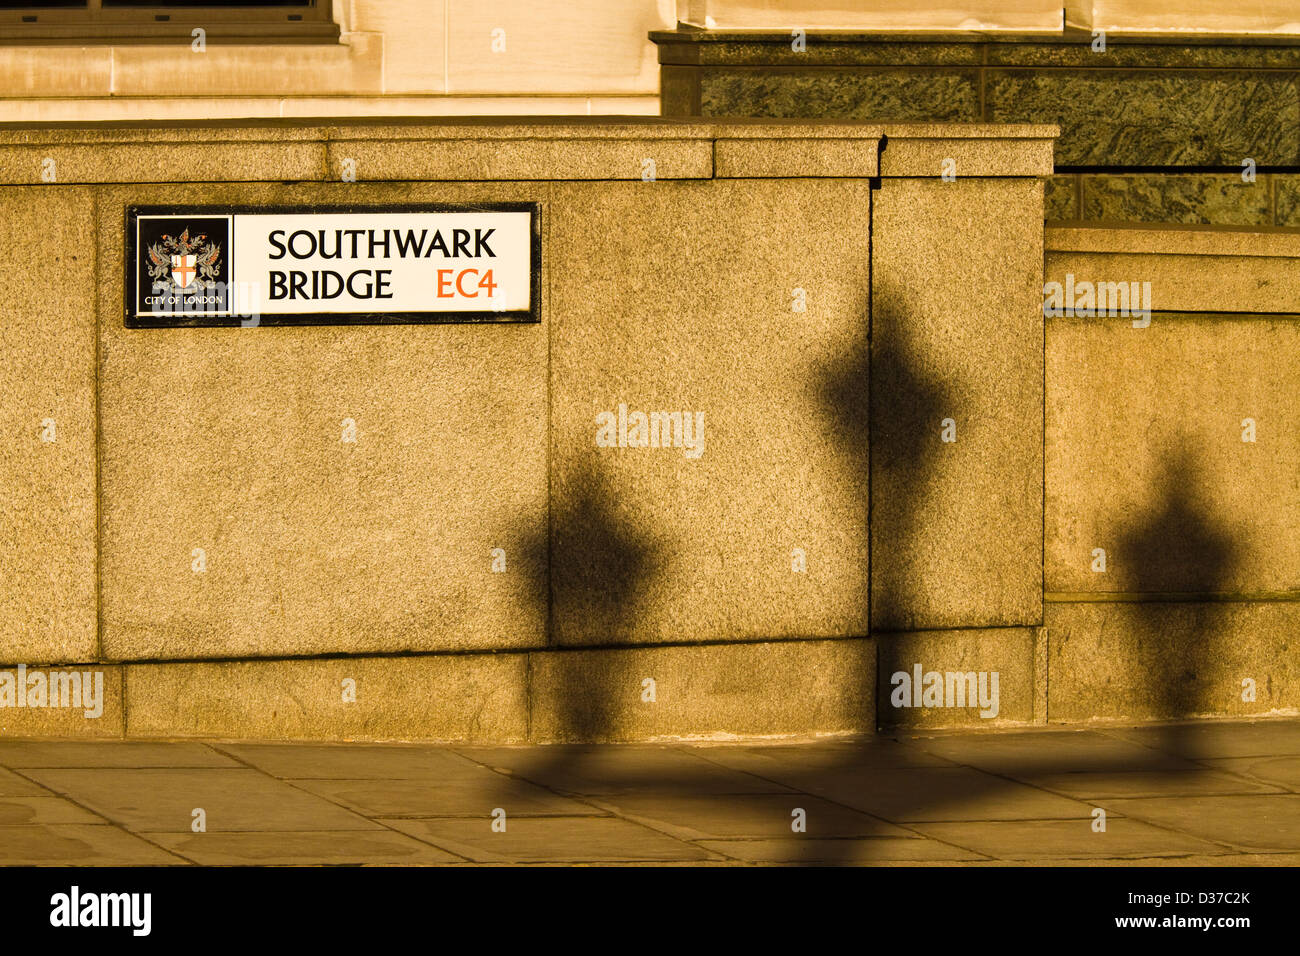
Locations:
4;118;1291;740
0;118;1051;740
1044;225;1300;721
654;30;1300;228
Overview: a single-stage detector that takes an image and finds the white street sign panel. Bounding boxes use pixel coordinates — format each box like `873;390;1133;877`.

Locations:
126;204;539;327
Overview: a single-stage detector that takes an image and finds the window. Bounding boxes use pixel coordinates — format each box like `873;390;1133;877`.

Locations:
0;0;338;44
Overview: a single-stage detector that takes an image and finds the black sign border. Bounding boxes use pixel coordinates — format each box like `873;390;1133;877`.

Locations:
124;202;542;328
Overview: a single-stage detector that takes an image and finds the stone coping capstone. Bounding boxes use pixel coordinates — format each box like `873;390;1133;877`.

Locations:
0;116;1057;143
1046;222;1300;259
0;118;1058;183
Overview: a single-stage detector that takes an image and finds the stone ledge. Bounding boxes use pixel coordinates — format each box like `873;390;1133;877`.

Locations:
881;134;1055;176
1047;222;1300;258
0;119;1056;184
123;654;531;743
0;639;876;742
1046;601;1300;722
652;28;1300;66
325;137;715;181
0;666;124;738
874;628;1039;728
0;142;325;185
714;137;878;177
1046;225;1300;312
530;639;874;742
100;639;872;743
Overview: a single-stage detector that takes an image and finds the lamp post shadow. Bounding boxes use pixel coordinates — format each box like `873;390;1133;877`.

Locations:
801;284;954;864
804;296;1244;863
486;462;663;807
1112;442;1243;760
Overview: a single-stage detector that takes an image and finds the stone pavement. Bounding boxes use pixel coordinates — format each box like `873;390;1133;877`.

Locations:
1;718;1299;866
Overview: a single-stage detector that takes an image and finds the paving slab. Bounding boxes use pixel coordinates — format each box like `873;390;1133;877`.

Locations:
290;778;592;818
0;767;48;796
708;764;1099;823
1007;769;1282;799
1101;794;1300;852
1205;756;1300;791
698;837;986;864
217;742;495;780
381;816;713;864
1101;722;1300;759
911;818;1233;861
0;741;238;769
0;824;184;865
24;768;381;833
0;794;104;825
907;729;1198;774
1081;852;1300;867
585;792;911;840
453;744;793;795
151;830;464;866
685;739;955;775
3;720;1300;864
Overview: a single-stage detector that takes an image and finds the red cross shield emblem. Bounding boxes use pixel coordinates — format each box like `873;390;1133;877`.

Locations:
170;254;197;289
